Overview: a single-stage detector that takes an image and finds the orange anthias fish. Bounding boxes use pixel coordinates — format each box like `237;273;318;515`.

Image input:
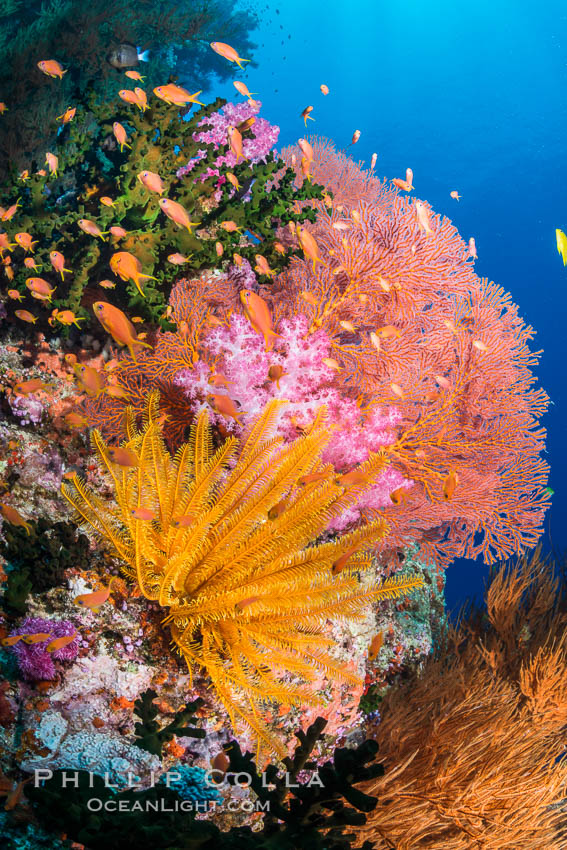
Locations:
78;218;107;240
254;254;276;278
49;250;71;279
468;237;477;259
389;486;408;505
130;506;155;521
225;172;240;190
237;116;256;132
368;631;384;660
226;125;244;163
332;545;359;575
107;446;139;467
125;70;145;82
298;138;314;162
24;256;38;269
65;412;88;429
118;89;144;110
415;201;433;236
210;41;250;68
25;277;56;300
7;289;23;301
113;122;131;152
158;198;200;234
267;364;286;388
21;632;52;645
110;251;156;297
0;502;31;533
137;170;165;194
240;289;279;351
207;393;246;424
100;196;115;207
14;232;37;252
14;309;36;323
45;152;58;176
46;632;78;652
50;308;85;328
233;81;257;98
350;129;361;146
73;363;105;398
57;106;76;123
370;152;378;170
443;470;459;500
167;253;190;265
93;301;152;361
296;224;326;272
300;156;311;181
320;84;329;95
2;200;21;221
450;190;461;201
109;226;128;239
153;84;204;106
392;168;414;192
171;512;196;528
0;233;15;254
37;59;67;78
105;384;131;400
301;105;314;126
220;220;242;233
1;635;24;647
99;279;116;289
13;378;51;395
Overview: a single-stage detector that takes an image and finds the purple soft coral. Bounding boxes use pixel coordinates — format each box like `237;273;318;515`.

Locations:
9;393;44;426
174;313;411;530
9;617;79;680
177;100;280;178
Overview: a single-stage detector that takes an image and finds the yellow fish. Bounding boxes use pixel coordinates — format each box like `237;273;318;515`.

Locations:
556;228;567;265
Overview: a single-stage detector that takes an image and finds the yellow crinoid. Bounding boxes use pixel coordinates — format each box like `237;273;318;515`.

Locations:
62;392;423;756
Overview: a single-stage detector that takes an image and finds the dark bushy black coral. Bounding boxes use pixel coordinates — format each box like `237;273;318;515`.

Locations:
132;688;206;756
25;717;382;850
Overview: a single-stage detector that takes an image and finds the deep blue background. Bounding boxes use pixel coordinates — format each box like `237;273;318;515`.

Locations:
207;0;567;615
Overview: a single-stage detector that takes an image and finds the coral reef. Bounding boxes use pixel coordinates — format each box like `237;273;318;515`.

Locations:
0;93;325;332
0;0;258;174
25;716;381;849
62;392;422;755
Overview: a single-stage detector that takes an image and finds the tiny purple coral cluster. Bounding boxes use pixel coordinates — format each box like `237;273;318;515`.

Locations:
177;100;279;178
9;617;79;680
174;314;409;530
9;392;44;426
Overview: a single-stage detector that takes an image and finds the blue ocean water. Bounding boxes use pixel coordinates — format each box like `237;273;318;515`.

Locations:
209;0;567;614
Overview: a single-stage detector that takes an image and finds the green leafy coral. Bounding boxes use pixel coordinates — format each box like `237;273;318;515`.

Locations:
0;91;327;331
0;0;258;172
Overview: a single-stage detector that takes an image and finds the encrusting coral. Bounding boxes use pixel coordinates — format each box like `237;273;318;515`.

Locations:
61;392;423;756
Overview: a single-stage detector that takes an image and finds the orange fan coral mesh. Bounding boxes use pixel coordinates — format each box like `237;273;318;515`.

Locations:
62;392;423;758
261;155;550;567
81;272;240;445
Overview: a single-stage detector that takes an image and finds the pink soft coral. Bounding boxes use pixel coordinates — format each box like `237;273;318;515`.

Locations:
174;313;409;530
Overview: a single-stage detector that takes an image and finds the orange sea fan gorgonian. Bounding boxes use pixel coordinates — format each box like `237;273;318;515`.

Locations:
259;153;550;568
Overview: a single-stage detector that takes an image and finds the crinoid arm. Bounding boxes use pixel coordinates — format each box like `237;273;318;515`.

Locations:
64;392;424;757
